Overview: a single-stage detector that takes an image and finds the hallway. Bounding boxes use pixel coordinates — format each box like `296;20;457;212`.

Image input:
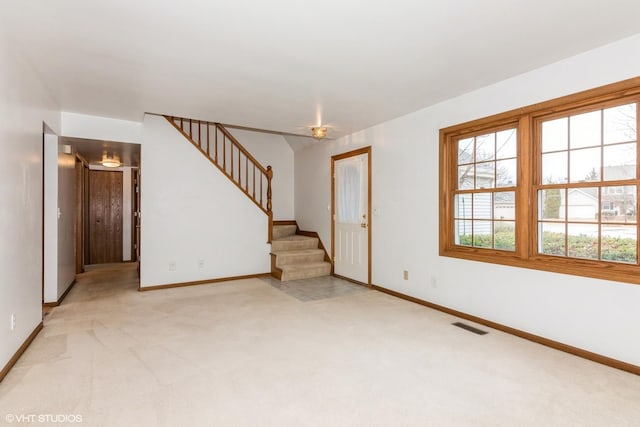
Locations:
1;264;639;426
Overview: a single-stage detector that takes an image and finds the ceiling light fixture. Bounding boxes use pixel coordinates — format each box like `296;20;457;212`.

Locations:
311;127;327;139
101;152;121;168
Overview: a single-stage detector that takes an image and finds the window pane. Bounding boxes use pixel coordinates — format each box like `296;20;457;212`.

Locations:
455;194;472;219
539;189;564;220
602;226;637;263
542;117;568;153
458;165;474;189
542;151;567;184
473;221;492;247
494;221;515;251
539;222;565;255
603;143;636;180
475;162;495;189
475;133;495;162
604;103;636;145
567;223;599;260
601;186;636;222
570;110;601;149
458;137;474;164
494;191;515;220
455;220;472;246
496;159;517;187
496;129;517;159
569;147;600;183
473;193;492;219
568;187;598;221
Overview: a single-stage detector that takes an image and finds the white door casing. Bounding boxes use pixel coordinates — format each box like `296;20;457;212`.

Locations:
333;152;369;283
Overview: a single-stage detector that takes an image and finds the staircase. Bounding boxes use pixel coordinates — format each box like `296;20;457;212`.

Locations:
165;115;274;242
165;115;332;281
270;223;332;281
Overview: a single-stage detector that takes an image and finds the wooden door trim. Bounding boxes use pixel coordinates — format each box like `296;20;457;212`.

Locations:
331;146;372;286
74;156;86;274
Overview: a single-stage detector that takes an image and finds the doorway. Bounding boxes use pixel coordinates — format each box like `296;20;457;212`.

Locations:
331;147;372;286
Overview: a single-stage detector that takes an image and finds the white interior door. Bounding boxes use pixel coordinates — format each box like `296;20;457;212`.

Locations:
334;153;369;283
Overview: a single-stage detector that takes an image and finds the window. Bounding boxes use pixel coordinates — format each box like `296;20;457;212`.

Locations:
440;77;640;284
455;127;517;251
537;103;637;263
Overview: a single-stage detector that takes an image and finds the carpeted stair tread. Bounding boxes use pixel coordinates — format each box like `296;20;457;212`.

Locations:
273;234;313;242
271;249;325;267
272;225;297;240
281;261;331;272
271;248;324;256
281;261;332;281
271;235;319;251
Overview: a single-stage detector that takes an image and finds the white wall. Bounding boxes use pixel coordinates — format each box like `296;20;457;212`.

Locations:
140;114;270;287
43;136;76;303
227;129;295;220
43;133;58;303
61;112;142;144
56;144;76;298
0;34;60;370
295;34;640;366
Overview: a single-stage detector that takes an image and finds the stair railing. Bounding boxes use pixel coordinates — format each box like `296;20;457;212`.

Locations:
165;115;273;242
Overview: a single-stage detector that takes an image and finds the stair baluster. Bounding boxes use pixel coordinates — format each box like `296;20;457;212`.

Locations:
164;115;274;242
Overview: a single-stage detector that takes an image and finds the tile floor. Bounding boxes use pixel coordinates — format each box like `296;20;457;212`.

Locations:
260;275;369;302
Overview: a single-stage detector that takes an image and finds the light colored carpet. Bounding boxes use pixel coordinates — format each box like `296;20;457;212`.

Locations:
1;263;639;426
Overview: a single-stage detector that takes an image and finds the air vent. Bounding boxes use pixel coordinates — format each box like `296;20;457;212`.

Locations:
452;322;488;335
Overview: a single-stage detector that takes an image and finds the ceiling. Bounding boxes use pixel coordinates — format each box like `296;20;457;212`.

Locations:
63;137;140;167
3;1;640;140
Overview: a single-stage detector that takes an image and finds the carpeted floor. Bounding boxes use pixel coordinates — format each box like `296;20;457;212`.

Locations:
1;263;639;426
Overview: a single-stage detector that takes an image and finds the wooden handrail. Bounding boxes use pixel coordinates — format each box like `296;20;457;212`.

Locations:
215;124;268;175
164;115;274;241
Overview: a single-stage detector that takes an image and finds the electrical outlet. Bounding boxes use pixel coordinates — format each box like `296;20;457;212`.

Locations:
430;275;438;288
198;259;204;269
169;261;176;271
10;313;16;331
403;270;409;280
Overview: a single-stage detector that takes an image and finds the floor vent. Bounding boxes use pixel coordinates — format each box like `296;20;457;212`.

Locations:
452;322;488;335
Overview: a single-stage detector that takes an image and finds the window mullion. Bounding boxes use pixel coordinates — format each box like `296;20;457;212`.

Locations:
518;115;532;259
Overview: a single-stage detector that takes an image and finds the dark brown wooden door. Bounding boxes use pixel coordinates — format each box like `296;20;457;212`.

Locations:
131;169;140;262
75;158;84;273
89;170;123;264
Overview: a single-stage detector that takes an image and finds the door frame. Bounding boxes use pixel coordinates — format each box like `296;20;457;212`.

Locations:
331;146;372;287
74;155;84;274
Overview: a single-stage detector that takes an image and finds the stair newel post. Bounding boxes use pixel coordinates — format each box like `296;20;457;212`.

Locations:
266;165;273;243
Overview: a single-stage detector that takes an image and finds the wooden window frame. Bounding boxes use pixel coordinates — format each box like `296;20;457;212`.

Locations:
439;76;640;285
